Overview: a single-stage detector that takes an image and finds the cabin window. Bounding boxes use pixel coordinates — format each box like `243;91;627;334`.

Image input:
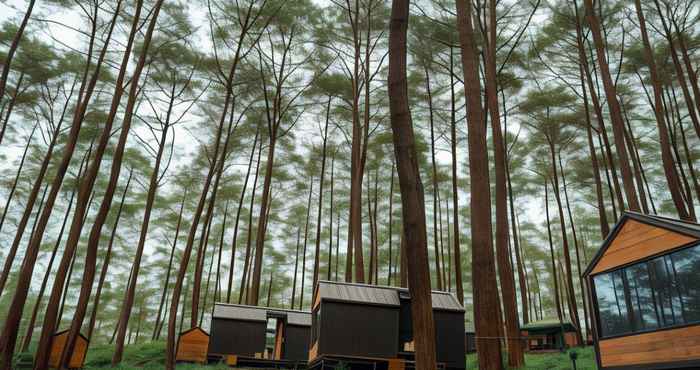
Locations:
593;243;700;338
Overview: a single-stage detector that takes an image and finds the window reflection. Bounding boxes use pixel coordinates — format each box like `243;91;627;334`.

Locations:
593;243;700;338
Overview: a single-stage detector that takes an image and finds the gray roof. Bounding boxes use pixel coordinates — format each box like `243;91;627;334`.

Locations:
430;291;465;312
316;281;465;312
213;303;267;322
285;311;311;326
317;281;401;306
212;303;311;326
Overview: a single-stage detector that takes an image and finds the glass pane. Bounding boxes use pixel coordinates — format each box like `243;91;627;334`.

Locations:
594;271;631;337
625;264;659;331
649;257;683;327
672;244;700;324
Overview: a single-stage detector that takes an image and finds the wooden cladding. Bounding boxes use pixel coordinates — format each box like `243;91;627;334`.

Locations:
176;327;209;364
591;220;697;274
599;325;700;367
48;331;88;369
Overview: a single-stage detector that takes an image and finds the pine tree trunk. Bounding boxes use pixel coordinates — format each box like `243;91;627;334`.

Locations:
327;155;335;281
0;122;37;236
0;3;123;366
583;0;641;211
239;138;263;304
291;228;301;309
0;0;35;116
388;2;437;368
387;162;395;286
86;169;133;340
634;0;692;220
507;158;529;324
299;176;314;309
227;128;259;303
484;0;523;364
153;191;187;341
544;179;564;322
449;46;463;304
456;0;503;366
0;72;25;148
425;66;443;291
313;98;331;291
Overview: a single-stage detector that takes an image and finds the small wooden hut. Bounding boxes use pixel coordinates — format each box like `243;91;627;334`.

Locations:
208;303;311;364
583;212;700;369
464;323;476;354
176;326;209;364
48;330;88;369
520;319;578;352
309;280;465;370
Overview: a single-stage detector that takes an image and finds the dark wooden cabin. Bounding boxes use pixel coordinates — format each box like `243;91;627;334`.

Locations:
520;319;578;352
48;330;88;369
583;212;700;369
176;326;210;364
464;323;476;354
309;281;465;370
208;303;311;363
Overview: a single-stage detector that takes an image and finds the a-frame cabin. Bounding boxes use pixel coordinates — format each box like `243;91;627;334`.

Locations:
583;212;700;369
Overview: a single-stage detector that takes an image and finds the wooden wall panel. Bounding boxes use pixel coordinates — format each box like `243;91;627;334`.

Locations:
176;328;209;364
591;220;697;274
599;325;700;367
48;332;88;369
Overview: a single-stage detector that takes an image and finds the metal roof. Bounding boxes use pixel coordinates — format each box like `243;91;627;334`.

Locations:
213;303;267;322
583;212;700;277
317;281;401;307
285;311;311;326
316;281;465;312
212;303;311;326
521;318;577;333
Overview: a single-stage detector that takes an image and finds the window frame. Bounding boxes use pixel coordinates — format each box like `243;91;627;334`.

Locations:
591;241;700;340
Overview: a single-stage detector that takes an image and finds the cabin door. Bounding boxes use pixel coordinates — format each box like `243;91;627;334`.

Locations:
272;318;286;360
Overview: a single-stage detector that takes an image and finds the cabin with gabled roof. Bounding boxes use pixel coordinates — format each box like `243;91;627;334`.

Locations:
309;280;465;370
584;212;700;369
207;302;311;365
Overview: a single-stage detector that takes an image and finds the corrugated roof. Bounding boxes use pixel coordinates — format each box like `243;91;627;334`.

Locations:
212;303;267;322
285;311;311;326
430;291;465;312
317;281;401;306
316;281;465;312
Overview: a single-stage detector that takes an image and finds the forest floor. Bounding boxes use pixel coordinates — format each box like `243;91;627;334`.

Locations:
80;341;596;369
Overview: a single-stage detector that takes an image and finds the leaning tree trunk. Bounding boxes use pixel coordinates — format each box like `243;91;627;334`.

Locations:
387;2;437;368
456;0;504;367
583;0;641;212
0;122;37;235
425;66;443;291
86;168;133;340
544;179;564;322
0;3;122;367
239;140;263;304
635;0;692;220
299;176;314;310
0;0;36;122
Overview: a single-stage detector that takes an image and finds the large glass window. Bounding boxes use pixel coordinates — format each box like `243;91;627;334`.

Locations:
593;243;700;338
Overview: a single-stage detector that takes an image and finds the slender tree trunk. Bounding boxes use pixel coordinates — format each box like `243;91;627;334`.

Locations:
20;151;87;352
86;169;133;340
484;0;523;364
0;72;25;148
456;0;503;366
154;190;187;341
545;179;564;322
634;0;691;220
507;158;529;324
449;46;463;304
387;162;395;286
0;122;37;235
0;0;36;117
291;228;301;309
425;66;443;291
0;3;122;366
388;2;437;368
672;17;700;124
313;97;331;291
227;127;259;302
299;176;314;310
327;154;335;281
548;141;583;345
583;0;641;211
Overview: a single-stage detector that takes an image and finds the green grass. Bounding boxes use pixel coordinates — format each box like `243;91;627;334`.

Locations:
79;341;596;369
467;347;596;369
